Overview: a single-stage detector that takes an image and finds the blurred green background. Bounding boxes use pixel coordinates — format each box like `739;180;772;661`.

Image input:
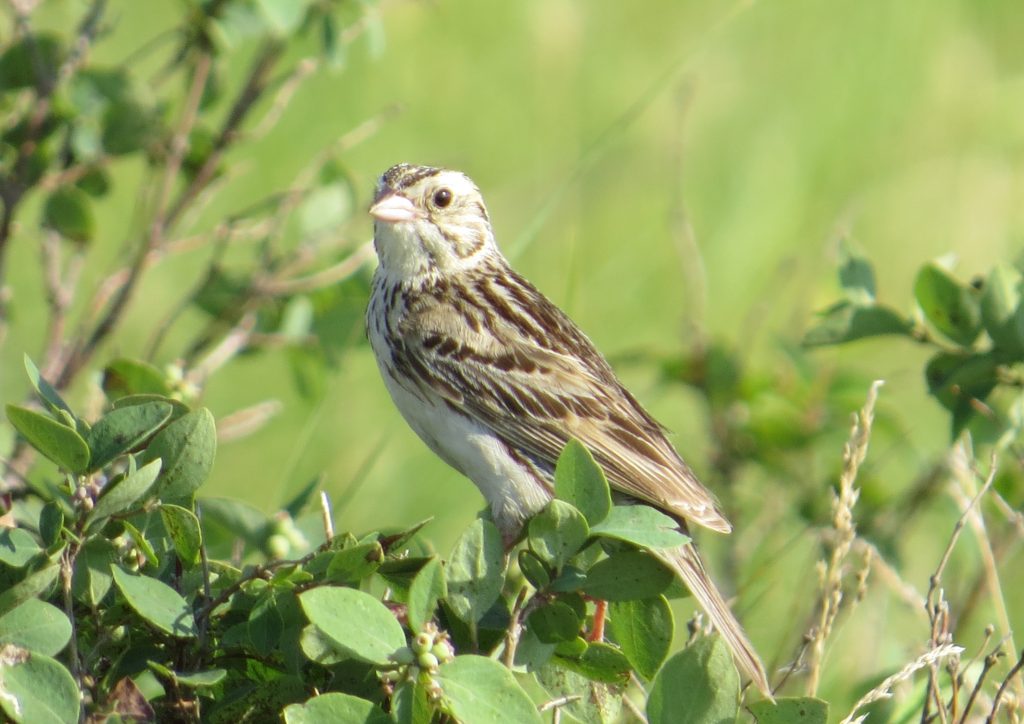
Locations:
3;0;1023;710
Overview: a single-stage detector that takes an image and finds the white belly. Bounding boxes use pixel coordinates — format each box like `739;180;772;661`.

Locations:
367;299;552;534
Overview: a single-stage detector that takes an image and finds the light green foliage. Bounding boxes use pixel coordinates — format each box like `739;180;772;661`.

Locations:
647;636;739;724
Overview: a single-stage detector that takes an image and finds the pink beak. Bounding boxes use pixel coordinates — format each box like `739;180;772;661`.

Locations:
369;194;421;223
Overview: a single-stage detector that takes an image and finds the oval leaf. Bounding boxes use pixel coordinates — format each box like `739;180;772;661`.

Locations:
88;459;162;525
445;519;505;624
42;185;95;243
608;596;674;680
283;692;390;724
0;599;72;657
159;504;202;568
436;655;542;724
582;551;674;602
518;549;551;590
71;538;117;606
0;564;60;617
528;499;589;570
325;541;383;585
748;697;829;724
914;263;982;346
6;405;89;473
38;502;63;548
554;440;612;525
102;359;172;399
554;641;632;685
590;505;689;549
111;566;197;638
647;635;739;724
299;587;405;665
23;355;72;417
528;601;581;644
0;646;80;724
802;302;911;347
407;557;447;633
0;528;42;569
141;408;217;501
980;264;1024;355
86;401;172;470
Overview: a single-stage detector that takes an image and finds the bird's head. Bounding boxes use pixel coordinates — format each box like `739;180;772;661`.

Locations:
369;163;499;283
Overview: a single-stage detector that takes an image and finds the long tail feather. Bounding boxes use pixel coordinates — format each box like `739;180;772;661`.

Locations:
654;543;773;699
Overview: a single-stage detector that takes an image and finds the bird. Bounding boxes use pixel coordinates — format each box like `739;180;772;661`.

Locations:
365;162;771;697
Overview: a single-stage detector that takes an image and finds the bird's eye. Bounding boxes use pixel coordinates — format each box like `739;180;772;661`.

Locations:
432;188;453;208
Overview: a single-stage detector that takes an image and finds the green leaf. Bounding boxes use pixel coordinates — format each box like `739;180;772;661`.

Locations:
141;408;217;501
748;697;829;724
802;302;911;347
590;505;690;549
837;240;876;305
608;596;674;679
255;0;310;35
535;663;622;723
284;692;391;724
0;34;63;89
5;405;90;473
517;549;551;589
298;624;348;665
392;680;434;724
121;520;158;568
0;599;71;657
299;183;353;237
42;186;95;243
299;587;405;666
325;541;383;584
0;528;42;568
160;504;202;568
88;459;162;526
111;566;197;638
86;401;172;470
436;655;543;724
528;600;581;644
980;264;1024;356
101;100;159;155
160;667;227;688
102;358;172;399
528;499;589;571
554;641;632;684
23;356;72;417
914;263;982;346
0;564;60;617
407;557;447;633
445;519;505;625
924;351;998;436
554;440;612;525
71;538;117;606
38;503;63;549
647;636;739;724
320;14;346;69
0;647;80;724
582;551;674;601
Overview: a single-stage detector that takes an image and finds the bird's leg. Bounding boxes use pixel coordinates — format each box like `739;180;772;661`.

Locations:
588;598;607;642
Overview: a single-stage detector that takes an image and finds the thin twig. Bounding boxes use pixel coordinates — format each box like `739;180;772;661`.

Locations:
986;649;1024;724
254;241;375;296
58;49;214;386
959;649;1001;724
320;491;334;543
